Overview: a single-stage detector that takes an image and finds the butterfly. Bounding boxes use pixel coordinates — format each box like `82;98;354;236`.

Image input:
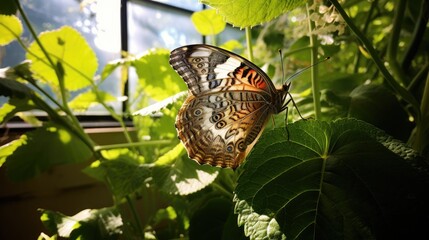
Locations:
170;44;295;169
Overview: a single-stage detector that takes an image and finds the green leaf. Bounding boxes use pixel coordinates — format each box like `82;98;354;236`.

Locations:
101;57;130;94
152;153;220;195
234;196;285;240
191;9;226;35
153;206;177;223
0;136;26;167
219;39;243;52
132;49;187;101
0;14;22;46
39;207;122;239
348;84;412;141
0;77;32;98
0;102;16;123
26;26;98;91
201;0;307;27
235;119;429;239
0;77;38;123
0;98;37;124
101;58;126;81
68;89;117;112
83;149;151;200
133;91;187;116
3;123;93;181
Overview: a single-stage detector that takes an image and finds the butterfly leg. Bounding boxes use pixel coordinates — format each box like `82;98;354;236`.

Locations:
284;106;290;141
286;92;306;120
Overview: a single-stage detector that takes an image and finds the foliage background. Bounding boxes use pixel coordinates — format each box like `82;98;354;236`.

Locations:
1;0;429;239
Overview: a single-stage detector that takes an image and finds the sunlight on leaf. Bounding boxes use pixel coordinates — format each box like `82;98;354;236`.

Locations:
0;14;23;46
4;123;92;181
133;91;187;116
201;0;307;27
219;39;243;51
0;78;39;123
101;58;129;94
83;149;150;199
68;89;117;112
191;9;226;35
0;135;26;167
39;207;122;239
153;156;219;196
234;195;285;240
132;48;187;101
101;58;127;80
155;143;186;166
153;206;177;223
26;26;98;91
16;112;43;127
0;102;15;123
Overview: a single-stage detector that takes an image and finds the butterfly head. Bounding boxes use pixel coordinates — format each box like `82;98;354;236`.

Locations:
282;82;291;92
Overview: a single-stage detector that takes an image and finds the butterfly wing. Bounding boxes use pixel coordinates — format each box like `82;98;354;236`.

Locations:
169;44;277;96
176;91;273;168
170;44;278;169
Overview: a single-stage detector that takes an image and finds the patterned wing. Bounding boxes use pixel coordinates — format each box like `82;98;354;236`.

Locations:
175;91;273;169
169;44;277;97
170;44;279;169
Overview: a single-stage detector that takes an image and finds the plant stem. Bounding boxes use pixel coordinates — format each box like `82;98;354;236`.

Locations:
387;0;408;85
330;0;421;125
14;0;83;130
407;63;429;92
306;3;321;119
401;0;429;71
94;140;172;152
16;0;136;153
211;182;233;199
353;0;377;74
410;70;429;155
126;196;145;239
245;27;253;61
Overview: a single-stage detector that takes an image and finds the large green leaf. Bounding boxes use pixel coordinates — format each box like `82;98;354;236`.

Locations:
201;0;307;27
348;84;413;141
39;207;122;239
191;9;226;35
83;149;150;200
0;14;22;46
3;123;93;181
132;48;187;101
152;144;220;195
234;119;429;239
26;26;98;91
68;89;117;112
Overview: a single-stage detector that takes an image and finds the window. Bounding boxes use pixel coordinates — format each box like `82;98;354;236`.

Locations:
1;0;243;119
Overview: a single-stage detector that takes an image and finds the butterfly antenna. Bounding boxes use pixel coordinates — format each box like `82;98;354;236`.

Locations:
285;57;330;83
278;49;286;86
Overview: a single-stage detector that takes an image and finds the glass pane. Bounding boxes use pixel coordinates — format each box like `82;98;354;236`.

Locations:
151;0;202;12
218;26;246;46
128;0;201;53
1;0;122;115
127;0;202;109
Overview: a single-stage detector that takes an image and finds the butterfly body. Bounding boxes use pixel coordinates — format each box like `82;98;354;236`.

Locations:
170;44;291;169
